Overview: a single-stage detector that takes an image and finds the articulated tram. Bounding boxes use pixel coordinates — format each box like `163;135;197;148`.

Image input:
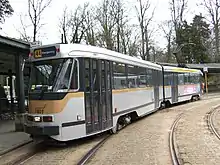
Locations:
24;44;203;142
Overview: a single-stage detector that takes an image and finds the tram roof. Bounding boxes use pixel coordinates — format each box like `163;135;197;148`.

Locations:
30;44;162;70
163;65;203;75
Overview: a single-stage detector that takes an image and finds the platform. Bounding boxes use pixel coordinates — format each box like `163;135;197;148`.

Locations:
0;120;31;155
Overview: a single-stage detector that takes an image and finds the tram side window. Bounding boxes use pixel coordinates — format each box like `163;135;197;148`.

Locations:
178;73;184;85
184;73;190;84
164;72;168;86
84;59;89;91
127;65;137;88
188;73;195;84
113;63;127;89
164;72;172;86
138;67;146;88
193;74;200;84
158;71;163;86
195;73;200;84
70;60;78;90
167;72;173;85
146;68;152;87
127;66;146;88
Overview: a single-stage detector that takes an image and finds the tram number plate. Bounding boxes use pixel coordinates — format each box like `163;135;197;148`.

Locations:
34;49;42;58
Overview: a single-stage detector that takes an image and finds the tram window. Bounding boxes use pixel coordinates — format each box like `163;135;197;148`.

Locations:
195;74;200;84
184;73;190;84
84;59;98;92
106;61;111;89
70;60;78;90
113;62;127;89
192;73;200;84
178;73;184;85
146;68;152;87
158;71;163;86
188;73;194;84
55;59;73;91
164;72;169;86
101;61;106;90
127;65;138;88
92;60;98;91
169;72;173;85
138;67;146;88
84;59;90;91
166;72;173;86
63;63;72;89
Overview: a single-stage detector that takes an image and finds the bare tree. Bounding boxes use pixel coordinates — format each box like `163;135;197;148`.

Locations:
16;14;32;42
69;3;89;43
115;0;121;52
169;0;188;63
128;34;140;56
110;0;132;54
159;20;173;62
59;6;69;44
135;0;155;60
200;0;220;61
58;3;89;44
144;15;155;61
96;0;118;50
84;7;97;46
28;0;52;42
120;24;133;54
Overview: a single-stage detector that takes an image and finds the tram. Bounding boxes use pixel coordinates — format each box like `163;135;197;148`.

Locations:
24;44;203;141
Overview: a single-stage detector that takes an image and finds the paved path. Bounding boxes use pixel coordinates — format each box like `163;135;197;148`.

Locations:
175;98;220;165
87;97;220;165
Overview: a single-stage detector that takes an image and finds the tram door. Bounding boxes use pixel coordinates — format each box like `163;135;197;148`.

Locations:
153;70;160;108
85;59;113;134
171;73;178;103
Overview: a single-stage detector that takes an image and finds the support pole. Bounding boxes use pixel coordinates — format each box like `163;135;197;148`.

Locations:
15;53;25;132
8;69;14;113
15;54;25;113
204;72;208;94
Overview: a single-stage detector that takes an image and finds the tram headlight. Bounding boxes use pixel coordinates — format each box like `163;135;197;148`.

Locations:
34;116;41;122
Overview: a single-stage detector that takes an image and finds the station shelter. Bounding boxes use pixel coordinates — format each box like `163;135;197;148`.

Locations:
0;35;30;120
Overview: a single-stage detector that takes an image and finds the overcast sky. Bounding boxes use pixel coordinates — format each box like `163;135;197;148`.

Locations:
0;0;205;48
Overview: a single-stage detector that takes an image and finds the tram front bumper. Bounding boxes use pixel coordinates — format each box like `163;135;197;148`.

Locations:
24;125;59;136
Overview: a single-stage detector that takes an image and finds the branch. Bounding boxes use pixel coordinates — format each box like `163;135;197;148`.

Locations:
28;0;35;25
37;0;52;17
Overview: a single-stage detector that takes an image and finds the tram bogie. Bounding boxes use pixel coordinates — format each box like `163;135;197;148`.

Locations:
24;44;203;142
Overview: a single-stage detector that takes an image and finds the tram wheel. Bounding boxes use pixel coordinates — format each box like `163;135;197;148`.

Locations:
109;123;119;134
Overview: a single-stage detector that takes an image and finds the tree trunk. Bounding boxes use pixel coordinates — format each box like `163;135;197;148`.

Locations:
215;25;220;62
141;27;145;60
145;27;150;61
33;14;37;42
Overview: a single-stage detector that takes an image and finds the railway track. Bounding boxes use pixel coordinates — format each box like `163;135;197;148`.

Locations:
0;140;33;157
77;134;110;165
0;132;111;165
169;113;183;165
207;106;220;140
0;140;44;165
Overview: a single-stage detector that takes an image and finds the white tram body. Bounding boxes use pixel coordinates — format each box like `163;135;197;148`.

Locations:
24;44;203;142
163;66;202;104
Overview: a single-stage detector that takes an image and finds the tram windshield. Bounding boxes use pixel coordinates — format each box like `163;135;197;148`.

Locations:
30;58;76;93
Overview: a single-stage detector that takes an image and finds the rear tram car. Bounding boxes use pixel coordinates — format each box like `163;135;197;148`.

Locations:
24;44;203;142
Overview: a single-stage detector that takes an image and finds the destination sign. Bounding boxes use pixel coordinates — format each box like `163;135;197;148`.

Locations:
33;46;57;58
